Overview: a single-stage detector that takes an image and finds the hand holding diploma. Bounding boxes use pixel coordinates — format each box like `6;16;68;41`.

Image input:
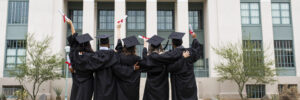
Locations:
58;9;70;23
143;38;148;48
117;15;128;24
189;24;197;39
138;35;149;40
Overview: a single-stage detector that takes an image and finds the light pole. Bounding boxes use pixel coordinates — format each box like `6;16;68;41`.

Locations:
64;46;70;100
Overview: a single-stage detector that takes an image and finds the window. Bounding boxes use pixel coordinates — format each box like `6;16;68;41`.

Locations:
243;40;262;50
69;10;83;30
4;40;26;77
278;84;297;94
274;40;294;68
272;3;291;24
158;10;173;30
246;85;266;98
240;3;260;24
2;86;23;98
7;1;29;24
189;10;201;30
127;10;145;30
99;10;114;30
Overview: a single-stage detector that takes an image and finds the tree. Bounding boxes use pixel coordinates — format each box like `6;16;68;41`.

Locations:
213;39;276;100
9;33;64;100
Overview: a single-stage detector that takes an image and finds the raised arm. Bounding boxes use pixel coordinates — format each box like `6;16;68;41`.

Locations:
67;20;76;35
115;39;123;53
114;23;123;53
186;32;203;63
117;23;121;39
142;47;147;60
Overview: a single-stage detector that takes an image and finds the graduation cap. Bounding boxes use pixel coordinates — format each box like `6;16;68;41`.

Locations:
75;33;93;44
96;34;113;39
163;32;185;50
96;34;113;44
122;36;140;48
168;32;185;39
147;35;165;47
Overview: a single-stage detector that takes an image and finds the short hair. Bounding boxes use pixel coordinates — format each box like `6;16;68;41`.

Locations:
100;38;109;45
77;42;94;52
172;39;182;47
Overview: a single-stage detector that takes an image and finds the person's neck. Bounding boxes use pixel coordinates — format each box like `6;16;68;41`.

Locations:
100;44;109;48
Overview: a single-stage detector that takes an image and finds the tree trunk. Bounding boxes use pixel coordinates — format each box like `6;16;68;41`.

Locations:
56;96;62;100
238;86;246;100
239;91;245;100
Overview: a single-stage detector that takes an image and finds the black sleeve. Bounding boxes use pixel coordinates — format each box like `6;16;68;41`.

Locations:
167;57;185;73
138;57;151;72
142;48;147;60
186;39;203;63
115;39;123;53
67;33;79;48
151;49;182;64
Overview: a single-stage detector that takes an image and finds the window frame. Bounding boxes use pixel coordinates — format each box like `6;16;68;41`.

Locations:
4;40;26;77
271;2;292;25
157;10;174;31
278;84;297;94
126;10;146;30
274;40;295;68
246;84;266;98
188;10;203;31
68;9;83;30
2;85;24;98
7;1;29;25
98;9;115;30
240;2;261;25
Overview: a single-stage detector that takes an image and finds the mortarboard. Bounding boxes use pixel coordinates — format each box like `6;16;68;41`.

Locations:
147;35;165;47
75;33;93;44
96;34;113;44
96;34;113;39
168;32;185;40
122;36;140;48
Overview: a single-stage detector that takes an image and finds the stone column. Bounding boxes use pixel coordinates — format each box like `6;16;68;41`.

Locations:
0;0;9;78
114;0;126;46
146;0;157;38
83;0;97;50
261;0;277;95
291;0;300;77
175;0;189;47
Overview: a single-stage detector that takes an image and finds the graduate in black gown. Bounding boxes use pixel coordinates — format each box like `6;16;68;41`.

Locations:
139;35;190;100
66;20;94;100
112;23;141;100
166;32;203;100
93;34;119;100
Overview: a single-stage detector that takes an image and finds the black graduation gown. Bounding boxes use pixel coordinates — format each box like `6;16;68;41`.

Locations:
138;48;170;100
92;49;119;100
167;39;203;100
67;33;94;100
112;39;141;100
